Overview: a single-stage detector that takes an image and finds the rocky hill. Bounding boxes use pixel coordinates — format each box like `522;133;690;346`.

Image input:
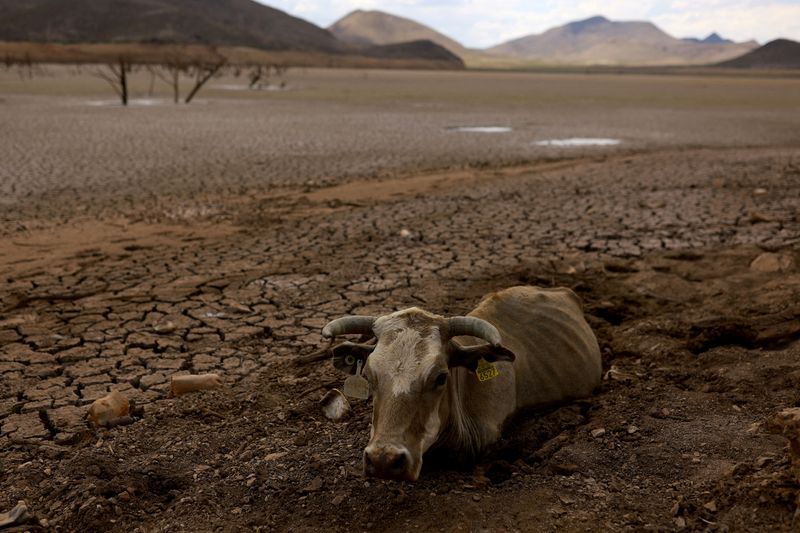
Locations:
717;39;800;69
329;9;467;57
0;0;343;52
362;39;464;67
486;16;757;66
683;32;734;45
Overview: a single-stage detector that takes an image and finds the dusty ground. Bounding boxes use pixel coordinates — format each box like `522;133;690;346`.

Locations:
1;69;800;532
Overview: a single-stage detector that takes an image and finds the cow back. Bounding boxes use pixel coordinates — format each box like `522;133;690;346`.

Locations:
469;286;601;410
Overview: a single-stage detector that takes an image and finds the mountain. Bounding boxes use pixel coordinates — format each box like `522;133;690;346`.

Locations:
329;9;468;57
717;39;800;69
487;15;758;66
683;32;733;44
363;40;464;67
0;0;343;53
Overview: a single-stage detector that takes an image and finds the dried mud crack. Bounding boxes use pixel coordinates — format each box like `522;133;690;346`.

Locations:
2;142;799;531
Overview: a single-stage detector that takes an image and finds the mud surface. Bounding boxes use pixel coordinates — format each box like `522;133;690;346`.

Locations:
1;69;800;532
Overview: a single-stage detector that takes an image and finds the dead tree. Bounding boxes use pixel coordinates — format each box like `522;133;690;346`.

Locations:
93;57;132;105
247;64;290;90
153;56;186;104
3;53;35;80
248;64;267;89
184;58;227;104
152;47;226;104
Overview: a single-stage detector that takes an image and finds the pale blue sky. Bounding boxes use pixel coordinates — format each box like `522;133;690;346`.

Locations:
260;0;800;47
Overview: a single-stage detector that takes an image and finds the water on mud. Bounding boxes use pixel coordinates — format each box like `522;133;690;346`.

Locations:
535;138;621;147
448;126;513;133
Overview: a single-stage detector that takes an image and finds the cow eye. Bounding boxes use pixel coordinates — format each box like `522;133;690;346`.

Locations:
434;372;448;388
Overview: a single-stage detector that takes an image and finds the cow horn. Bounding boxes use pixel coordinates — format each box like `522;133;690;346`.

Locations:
447;317;502;346
322;316;376;339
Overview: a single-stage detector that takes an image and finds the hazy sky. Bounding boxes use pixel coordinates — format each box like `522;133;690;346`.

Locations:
259;0;800;47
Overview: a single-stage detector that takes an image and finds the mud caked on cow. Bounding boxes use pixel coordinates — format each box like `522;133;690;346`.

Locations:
321;285;602;481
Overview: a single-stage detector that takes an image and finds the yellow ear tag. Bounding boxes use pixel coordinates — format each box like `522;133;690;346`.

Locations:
476;358;500;382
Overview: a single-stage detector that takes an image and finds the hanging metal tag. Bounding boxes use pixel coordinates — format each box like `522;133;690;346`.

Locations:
343;360;370;400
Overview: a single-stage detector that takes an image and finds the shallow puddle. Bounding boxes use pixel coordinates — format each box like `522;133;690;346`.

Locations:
448;126;512;133
535;138;621;147
214;84;287;91
84;98;168;107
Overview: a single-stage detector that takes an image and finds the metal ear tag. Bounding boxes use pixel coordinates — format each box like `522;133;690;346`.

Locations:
343;360;370;400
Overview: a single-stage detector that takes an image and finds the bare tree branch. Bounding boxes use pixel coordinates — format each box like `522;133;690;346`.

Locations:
90;57;130;105
184;59;226;104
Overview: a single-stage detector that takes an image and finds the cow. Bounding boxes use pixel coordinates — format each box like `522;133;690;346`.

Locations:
322;286;602;481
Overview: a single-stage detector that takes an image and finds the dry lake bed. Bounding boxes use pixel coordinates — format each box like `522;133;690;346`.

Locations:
1;67;800;531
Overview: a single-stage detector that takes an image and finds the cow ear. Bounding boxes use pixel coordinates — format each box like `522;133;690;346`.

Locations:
447;341;515;371
331;342;375;375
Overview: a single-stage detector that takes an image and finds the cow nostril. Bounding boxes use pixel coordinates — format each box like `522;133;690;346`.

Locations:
389;452;407;472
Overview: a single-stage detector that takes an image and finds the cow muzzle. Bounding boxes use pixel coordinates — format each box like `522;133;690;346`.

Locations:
363;444;415;481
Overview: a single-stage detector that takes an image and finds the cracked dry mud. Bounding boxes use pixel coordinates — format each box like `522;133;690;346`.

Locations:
1;69;800;532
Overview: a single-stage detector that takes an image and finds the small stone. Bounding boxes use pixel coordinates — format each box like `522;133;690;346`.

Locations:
674;517;686;528
154;321;176;333
590;428;606;438
87;391;129;428
331;494;346;506
755;455;774;469
752;188;768;196
302;476;323;493
550;463;579;475
472;494;481;502
604;365;636;382
627;425;639;434
750;252;793;273
0;501;30;528
265;452;288;462
671;499;682;516
747;210;774;223
703;500;717;513
747;422;762;434
170;373;222;396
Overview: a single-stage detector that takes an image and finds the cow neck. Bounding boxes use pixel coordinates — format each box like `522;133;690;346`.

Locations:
434;367;485;461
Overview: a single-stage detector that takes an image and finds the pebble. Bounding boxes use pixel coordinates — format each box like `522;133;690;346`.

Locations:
591;428;606;438
550;463;579;475
750;252;793;273
302;476;323;493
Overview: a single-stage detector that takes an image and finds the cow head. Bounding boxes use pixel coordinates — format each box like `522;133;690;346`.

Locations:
323;308;515;481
